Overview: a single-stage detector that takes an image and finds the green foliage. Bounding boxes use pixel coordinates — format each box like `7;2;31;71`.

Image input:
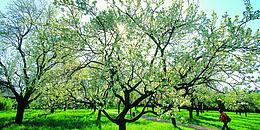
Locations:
223;89;259;112
1;0;259;127
251;92;260;110
48;1;260;129
0;96;14;111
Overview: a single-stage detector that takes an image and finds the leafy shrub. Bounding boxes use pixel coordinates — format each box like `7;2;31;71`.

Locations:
0;96;14;111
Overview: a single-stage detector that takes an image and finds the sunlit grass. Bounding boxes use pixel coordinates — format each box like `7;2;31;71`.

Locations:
0;109;192;130
127;107;260;130
1;109;259;130
175;110;260;130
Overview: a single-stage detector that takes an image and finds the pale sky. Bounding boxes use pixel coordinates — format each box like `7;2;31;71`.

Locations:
199;0;260;32
0;0;259;31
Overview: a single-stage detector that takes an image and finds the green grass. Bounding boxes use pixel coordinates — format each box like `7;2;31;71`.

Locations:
1;109;259;130
175;110;260;130
0;109;192;130
129;107;260;130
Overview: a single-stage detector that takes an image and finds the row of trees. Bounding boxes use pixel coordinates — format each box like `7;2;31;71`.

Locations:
185;86;260;118
0;0;259;129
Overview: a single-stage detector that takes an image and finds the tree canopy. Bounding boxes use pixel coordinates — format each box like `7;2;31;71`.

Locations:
0;0;259;129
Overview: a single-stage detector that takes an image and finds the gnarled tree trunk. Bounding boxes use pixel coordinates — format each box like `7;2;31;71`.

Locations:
15;99;26;124
119;121;126;130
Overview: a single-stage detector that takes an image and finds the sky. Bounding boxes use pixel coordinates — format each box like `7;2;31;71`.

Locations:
0;0;259;30
199;0;260;32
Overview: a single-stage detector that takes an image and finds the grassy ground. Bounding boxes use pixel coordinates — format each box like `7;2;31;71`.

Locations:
180;110;260;130
1;109;259;130
127;107;260;130
0;109;192;130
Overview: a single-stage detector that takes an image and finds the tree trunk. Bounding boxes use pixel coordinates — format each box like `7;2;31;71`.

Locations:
97;110;101;121
171;117;177;127
245;111;247;117
196;109;199;116
93;105;97;113
96;110;102;129
118;100;121;114
200;103;203;113
15;100;25;124
119;122;126;130
64;102;67;111
189;108;193;119
190;98;194;118
50;108;55;113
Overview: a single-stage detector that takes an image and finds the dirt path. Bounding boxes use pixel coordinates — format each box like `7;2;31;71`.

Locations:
141;115;218;130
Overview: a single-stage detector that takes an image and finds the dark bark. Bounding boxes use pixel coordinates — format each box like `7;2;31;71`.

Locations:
245;111;247;117
196;103;200;116
118;100;121;114
13;90;39;124
189;108;193;119
171;117;177;127
196;108;199;116
97;110;102;121
50;108;55;113
178;105;181;112
189;98;194;118
93;105;97;112
119;122;126;130
64;102;67;111
15;100;25;124
96;110;102;129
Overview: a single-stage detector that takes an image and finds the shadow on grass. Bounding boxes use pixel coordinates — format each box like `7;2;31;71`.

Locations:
173;126;184;130
22;112;108;129
1;111;109;129
0;120;14;129
0;117;15;129
0;112;53;129
187;118;221;129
